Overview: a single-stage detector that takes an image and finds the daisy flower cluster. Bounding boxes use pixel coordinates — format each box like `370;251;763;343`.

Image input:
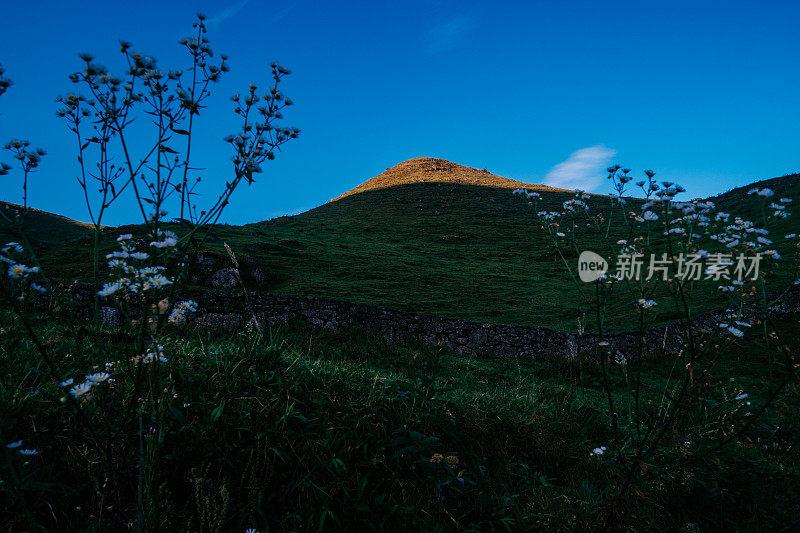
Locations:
748;187;774;198
516;169;794;325
60;370;113;398
607;165;635;201
629;183;790;287
631;198;660;223
168;299;198;324
150;229;179;249
6;261;38;280
709;216;771;252
748;188;792;218
529;189;593;240
537;210;561;221
633;168;660;198
563;191;590;213
696;215;786;292
142;344;168;364
98;233;176;298
6;439;37;456
512;187;541;200
1;241;45;292
613;236;645;258
638;210;659;222
714;299;759;338
653;181;686;201
660;199;715;235
637;298;657;309
630;181;690;225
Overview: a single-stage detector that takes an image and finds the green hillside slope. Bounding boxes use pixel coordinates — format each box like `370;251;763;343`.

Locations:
16;159;800;330
231;176;798;329
0;201;95;245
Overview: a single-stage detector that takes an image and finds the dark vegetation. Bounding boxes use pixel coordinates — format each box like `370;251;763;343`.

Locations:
1;310;798;531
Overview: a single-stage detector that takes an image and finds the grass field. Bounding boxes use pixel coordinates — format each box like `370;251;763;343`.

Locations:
1;310;798;531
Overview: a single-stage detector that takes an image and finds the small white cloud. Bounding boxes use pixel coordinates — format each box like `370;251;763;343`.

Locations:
208;0;252;29
543;145;617;191
208;1;298;29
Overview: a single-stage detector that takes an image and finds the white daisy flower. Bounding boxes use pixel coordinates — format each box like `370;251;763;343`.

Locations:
145;275;172;289
98;281;123;297
30;283;46;293
138;266;165;275
85;372;110;384
2;242;23;254
724;325;744;337
150;237;178;248
70;382;92;397
8;264;34;279
143;353;169;364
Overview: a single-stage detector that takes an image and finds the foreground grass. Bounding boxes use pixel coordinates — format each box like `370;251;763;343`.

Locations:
1;309;798;531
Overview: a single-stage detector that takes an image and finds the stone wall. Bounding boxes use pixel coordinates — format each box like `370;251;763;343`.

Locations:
186;284;800;360
64;282;799;360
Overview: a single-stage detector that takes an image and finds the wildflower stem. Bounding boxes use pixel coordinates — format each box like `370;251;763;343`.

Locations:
595;280;618;436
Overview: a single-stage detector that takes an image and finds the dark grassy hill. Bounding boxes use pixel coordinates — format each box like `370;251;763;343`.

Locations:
12;160;800;330
225;174;798;330
0;201;95;245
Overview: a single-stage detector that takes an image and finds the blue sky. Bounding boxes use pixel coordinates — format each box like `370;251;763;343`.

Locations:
1;0;799;225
